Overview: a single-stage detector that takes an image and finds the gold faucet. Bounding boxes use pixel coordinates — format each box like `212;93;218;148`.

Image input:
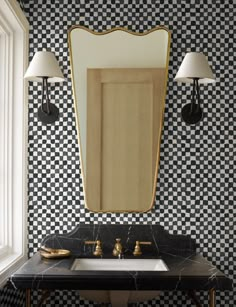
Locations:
113;238;123;257
85;240;103;256
133;241;152;256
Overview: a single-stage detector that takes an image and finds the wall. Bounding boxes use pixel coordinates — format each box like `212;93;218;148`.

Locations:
0;0;235;306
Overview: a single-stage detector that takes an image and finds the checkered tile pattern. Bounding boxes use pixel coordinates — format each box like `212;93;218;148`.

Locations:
0;286;25;307
1;0;235;306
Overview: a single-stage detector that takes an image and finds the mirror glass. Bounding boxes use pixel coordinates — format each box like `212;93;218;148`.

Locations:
69;26;171;212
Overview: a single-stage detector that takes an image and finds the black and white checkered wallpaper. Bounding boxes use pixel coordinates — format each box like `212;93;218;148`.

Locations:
1;0;235;306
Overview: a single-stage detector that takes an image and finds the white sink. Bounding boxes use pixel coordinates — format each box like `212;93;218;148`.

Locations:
72;258;167;306
71;258;168;271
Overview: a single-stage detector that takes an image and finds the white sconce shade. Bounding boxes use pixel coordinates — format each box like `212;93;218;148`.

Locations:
174;52;215;84
174;52;215;125
24;51;64;83
24;51;64;124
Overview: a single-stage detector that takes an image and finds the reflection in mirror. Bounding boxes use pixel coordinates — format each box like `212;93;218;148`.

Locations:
69;26;171;212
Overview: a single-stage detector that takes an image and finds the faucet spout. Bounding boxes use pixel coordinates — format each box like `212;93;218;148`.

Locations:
113;238;123;258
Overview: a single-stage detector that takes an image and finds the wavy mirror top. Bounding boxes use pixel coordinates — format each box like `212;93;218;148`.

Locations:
69;26;171;212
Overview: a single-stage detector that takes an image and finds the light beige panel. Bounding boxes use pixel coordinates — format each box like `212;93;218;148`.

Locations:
86;69;102;211
151;69;166;176
86;68;166;212
101;83;153;211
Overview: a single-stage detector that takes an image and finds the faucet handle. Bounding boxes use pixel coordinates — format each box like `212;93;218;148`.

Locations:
133;241;152;256
85;240;102;256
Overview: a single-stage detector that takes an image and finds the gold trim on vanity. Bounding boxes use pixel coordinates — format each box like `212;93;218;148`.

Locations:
209;288;216;307
26;289;31;307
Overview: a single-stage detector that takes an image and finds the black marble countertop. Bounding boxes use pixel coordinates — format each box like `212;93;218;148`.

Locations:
10;224;232;291
11;252;232;291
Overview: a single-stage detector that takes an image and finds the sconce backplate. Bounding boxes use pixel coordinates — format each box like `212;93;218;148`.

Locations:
38;103;59;124
181;103;203;125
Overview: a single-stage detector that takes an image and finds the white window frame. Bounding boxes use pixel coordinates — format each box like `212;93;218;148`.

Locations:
0;0;29;287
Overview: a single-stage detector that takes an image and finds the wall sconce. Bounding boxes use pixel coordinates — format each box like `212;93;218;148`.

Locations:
174;52;215;125
24;51;64;124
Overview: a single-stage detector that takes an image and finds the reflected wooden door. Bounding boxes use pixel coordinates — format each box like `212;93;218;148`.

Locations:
86;68;165;212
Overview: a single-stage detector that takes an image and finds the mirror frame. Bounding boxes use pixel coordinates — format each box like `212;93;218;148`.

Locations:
68;25;171;213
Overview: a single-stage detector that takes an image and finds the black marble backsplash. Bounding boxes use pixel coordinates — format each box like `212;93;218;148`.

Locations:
41;224;196;258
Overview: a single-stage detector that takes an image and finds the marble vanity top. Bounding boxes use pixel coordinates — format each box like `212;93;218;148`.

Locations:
10;224;232;291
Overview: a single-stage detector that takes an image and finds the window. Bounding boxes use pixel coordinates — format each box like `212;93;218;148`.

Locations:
0;0;29;287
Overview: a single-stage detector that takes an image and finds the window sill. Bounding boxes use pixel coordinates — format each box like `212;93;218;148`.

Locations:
0;252;27;288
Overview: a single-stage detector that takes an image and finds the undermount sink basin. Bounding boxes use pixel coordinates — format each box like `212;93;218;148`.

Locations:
71;258;168;271
72;258;167;306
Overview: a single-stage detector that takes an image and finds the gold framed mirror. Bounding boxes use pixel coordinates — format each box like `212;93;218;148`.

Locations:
68;26;171;213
